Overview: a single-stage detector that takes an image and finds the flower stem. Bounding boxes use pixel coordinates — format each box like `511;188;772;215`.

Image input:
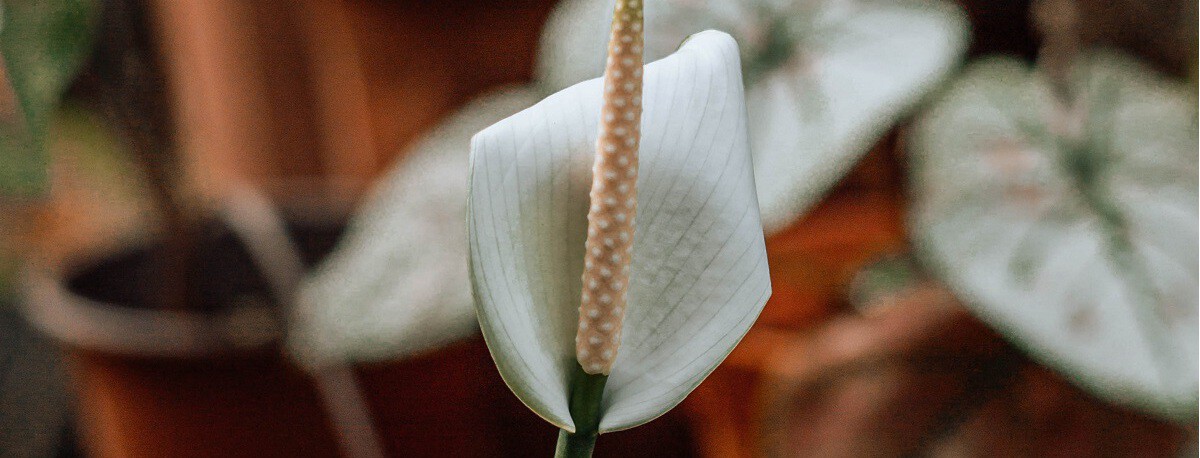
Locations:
555;364;608;458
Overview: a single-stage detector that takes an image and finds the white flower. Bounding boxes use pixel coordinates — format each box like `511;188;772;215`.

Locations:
539;0;968;233
468;31;771;432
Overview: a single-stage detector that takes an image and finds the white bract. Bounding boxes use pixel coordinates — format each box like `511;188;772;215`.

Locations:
288;88;541;367
910;52;1198;421
469;31;771;432
539;0;968;233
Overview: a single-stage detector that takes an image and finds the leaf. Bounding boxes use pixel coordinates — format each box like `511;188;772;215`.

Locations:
1;0;98;196
288;87;541;367
909;53;1199;421
469;31;771;432
538;0;968;233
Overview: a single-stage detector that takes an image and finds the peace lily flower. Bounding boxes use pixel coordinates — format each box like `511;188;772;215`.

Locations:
289;88;540;367
909;51;1198;421
468;2;769;454
285;0;966;369
539;0;968;233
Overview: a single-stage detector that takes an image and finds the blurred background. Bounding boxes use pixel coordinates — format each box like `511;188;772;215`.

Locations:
0;0;1196;457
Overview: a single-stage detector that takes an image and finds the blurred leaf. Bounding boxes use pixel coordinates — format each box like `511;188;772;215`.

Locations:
288;87;541;367
910;52;1198;421
469;31;770;432
848;254;924;312
1;0;98;197
0;103;146;300
538;0;969;233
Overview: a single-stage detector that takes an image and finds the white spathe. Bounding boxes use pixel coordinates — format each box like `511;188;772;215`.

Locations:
910;53;1199;421
539;0;969;233
469;31;771;432
289;88;541;367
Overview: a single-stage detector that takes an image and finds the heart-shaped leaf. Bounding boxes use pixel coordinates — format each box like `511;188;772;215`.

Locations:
289;88;541;367
538;0;968;232
909;52;1198;421
469;30;771;432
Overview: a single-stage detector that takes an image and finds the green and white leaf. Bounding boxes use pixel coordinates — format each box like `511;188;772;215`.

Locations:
469;31;770;432
538;0;968;233
910;53;1198;421
1;0;98;196
288;88;541;367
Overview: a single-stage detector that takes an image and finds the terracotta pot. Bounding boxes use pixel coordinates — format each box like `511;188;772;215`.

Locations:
21;210;699;457
21;214;345;457
150;0;559;203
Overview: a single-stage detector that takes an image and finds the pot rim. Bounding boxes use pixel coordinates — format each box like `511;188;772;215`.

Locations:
16;184;358;358
20;266;282;358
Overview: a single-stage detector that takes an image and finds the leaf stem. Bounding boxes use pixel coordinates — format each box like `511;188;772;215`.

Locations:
555;364;608;458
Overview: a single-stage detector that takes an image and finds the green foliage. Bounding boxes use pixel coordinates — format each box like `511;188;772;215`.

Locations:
848;255;923;311
1;0;98;197
0;103;139;300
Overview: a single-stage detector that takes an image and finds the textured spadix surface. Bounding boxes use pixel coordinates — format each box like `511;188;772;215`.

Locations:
469;31;770;432
910;53;1198;421
539;0;968;233
289;88;540;367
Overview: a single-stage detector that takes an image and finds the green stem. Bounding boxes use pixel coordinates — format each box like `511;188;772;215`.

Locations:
555;429;596;458
554;365;608;458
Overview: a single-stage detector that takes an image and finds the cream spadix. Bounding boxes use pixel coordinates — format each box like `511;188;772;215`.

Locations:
575;0;644;376
468;30;770;432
